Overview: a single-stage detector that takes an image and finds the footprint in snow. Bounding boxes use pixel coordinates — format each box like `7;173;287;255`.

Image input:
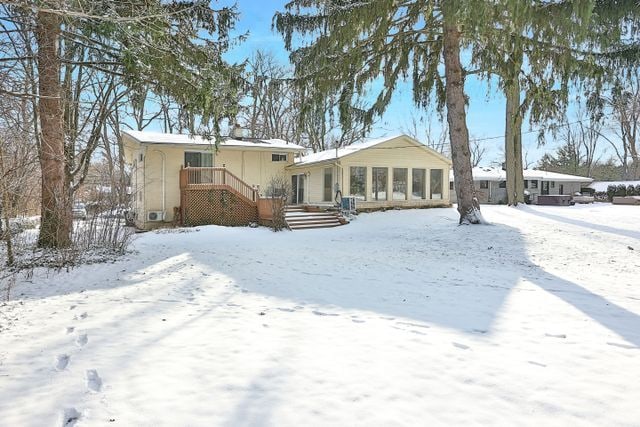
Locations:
86;369;102;392
545;333;567;339
528;361;547;367
453;342;470;350
65;327;75;334
277;307;296;313
73;312;88;321
312;310;339;317
76;334;88;347
352;319;366;323
59;407;81;427
606;342;636;350
397;321;430;329
55;354;70;371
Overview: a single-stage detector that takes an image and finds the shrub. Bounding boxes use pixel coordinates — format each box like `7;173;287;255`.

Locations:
606;185;617;201
627;185;638;196
616;184;627;197
266;175;290;232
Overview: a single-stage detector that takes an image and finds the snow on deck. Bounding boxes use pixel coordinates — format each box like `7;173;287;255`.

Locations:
1;204;639;426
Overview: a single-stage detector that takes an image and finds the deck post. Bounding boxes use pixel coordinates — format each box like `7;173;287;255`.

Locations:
179;167;188;189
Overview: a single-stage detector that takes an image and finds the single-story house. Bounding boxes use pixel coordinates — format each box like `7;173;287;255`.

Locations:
123;131;451;229
288;134;452;210
122;130;306;229
449;167;593;204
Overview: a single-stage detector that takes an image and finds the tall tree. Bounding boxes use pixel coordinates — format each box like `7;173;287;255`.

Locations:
468;1;639;205
605;71;640;179
1;1;243;247
35;4;70;247
469;1;597;205
275;0;487;223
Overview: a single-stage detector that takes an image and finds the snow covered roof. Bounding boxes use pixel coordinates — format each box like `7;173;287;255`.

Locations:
122;130;306;151
292;134;450;166
449;167;593;183
589;180;640;192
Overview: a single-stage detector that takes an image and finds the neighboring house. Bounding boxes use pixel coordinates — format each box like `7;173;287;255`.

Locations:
449;167;593;204
288;134;452;210
122;130;306;229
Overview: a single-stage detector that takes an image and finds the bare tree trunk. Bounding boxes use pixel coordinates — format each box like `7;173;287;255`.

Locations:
443;18;480;224
36;6;72;248
0;144;14;266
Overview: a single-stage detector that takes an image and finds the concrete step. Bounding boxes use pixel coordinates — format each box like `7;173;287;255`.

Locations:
285;213;338;219
286;218;342;226
289;221;344;230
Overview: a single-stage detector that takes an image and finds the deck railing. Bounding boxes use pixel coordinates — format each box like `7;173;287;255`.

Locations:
180;167;258;202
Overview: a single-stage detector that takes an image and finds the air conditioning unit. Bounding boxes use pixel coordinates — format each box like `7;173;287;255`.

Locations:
146;210;164;222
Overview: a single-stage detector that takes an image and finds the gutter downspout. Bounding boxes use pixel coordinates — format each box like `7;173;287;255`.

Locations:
152;149;166;220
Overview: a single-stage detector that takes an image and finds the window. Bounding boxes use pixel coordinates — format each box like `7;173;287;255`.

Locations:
272;153;288;162
393;168;408;200
449;181;454;191
323;167;333;202
530;180;538;189
184;151;213;167
550;181;555;188
430;169;443;199
480;180;489;189
524;180;529;189
413;169;426;199
350;167;366;200
371;167;388;201
499;181;506;188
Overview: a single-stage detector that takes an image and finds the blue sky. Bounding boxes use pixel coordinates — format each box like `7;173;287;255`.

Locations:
220;0;605;165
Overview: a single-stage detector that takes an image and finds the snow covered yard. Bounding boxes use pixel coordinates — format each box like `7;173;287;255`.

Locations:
1;204;639;427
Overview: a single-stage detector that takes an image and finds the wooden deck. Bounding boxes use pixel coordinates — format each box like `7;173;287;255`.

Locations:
179;167;259;226
180;167;258;203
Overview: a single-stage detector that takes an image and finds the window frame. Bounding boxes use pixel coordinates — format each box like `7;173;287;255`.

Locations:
271;152;288;162
392;168;408;200
430;169;444;200
349;166;367;201
412;168;427;200
480;180;489;189
323;167;333;202
371;167;388;201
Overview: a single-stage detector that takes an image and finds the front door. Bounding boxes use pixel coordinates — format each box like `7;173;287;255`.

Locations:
291;174;305;204
559;184;564;195
541;181;550;195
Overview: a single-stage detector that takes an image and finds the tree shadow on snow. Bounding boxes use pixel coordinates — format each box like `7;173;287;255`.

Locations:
518;205;640;241
6;209;640;349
